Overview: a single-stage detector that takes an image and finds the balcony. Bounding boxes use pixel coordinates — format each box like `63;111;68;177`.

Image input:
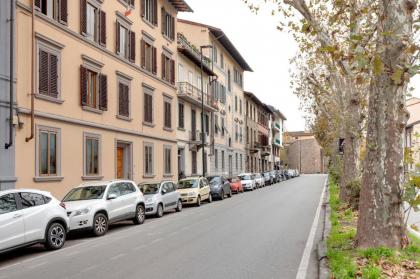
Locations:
246;142;259;153
273;122;281;131
189;130;209;150
273;138;282;147
178;82;218;112
177;33;216;76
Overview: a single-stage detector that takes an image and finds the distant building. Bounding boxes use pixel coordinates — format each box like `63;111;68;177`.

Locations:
405;97;420;172
284;131;326;174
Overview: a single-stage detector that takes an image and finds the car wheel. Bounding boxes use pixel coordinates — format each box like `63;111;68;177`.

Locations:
133;204;145;225
196;195;201;206
176;200;183;212
44;222;66;250
228;189;232;198
93;213;108;237
220;190;224;200
156;204;164;218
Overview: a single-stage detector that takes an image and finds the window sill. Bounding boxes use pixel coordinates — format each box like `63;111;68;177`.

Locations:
143;121;155;128
33;176;64;182
177;127;186;131
142;18;156;29
82;175;104;181
35;94;64;104
163;174;174;178
162;34;174;44
163;127;173;132
82;106;104;114
143;174;156;179
116;115;132;122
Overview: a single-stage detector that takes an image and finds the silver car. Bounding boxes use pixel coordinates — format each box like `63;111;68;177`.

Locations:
138;181;182;218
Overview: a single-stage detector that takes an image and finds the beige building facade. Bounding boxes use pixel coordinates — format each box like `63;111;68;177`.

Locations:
14;0;191;198
405;97;420;172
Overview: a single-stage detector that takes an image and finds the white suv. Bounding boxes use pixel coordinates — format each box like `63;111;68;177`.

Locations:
0;189;69;254
63;180;145;236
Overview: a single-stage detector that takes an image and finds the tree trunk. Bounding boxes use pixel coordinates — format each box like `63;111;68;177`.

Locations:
356;0;414;248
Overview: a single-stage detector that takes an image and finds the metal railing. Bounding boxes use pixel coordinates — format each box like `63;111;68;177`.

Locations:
177;33;212;69
178;82;218;110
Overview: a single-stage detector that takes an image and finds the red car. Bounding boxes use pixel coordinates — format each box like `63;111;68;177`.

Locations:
229;177;244;193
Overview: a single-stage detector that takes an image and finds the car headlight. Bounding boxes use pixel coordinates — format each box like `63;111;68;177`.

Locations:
188;192;196;196
145;197;156;203
73;208;91;216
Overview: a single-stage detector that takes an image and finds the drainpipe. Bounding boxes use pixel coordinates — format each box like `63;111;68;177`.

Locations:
5;0;15;149
25;0;35;142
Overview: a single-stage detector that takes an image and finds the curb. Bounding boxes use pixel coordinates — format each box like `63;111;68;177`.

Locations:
317;177;331;279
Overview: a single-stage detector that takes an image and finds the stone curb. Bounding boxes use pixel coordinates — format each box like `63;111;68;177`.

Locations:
317;177;331;279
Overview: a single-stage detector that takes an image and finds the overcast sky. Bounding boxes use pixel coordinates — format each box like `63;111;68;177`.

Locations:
178;0;420;132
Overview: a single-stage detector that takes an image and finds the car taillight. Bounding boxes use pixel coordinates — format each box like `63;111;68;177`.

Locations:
59;202;66;209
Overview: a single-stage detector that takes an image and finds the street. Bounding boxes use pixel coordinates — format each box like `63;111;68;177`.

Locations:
0;174;326;279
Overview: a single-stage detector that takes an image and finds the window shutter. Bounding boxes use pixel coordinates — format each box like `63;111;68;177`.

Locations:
153;0;158;25
34;0;41;11
140;0;145;18
116;22;120;54
80;66;88;106
99;74;108;110
170;59;175;84
152;47;157;74
129;31;136;62
119;84;129;117
39;50;49;95
140;39;146;68
118;83;124;115
59;0;68;24
161;53;166;80
80;0;87;35
167;103;171;128
99;10;106;46
49;54;58;98
144;94;148;122
161;8;166;34
170;16;175;40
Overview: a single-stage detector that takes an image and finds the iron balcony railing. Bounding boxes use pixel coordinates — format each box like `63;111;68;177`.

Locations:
189;130;209;144
177;33;212;69
178;82;218;110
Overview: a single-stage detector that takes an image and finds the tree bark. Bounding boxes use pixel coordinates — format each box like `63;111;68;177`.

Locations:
356;0;414;248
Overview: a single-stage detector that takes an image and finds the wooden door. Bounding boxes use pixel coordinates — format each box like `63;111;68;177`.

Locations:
117;147;124;178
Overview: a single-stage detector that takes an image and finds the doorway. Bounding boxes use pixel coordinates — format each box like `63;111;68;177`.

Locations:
178;148;185;178
116;141;132;179
228;155;233;178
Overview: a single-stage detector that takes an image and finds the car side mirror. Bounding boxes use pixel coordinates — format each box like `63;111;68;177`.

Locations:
162;189;167;195
107;193;117;200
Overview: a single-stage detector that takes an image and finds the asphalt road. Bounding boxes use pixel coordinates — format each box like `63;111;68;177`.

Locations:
0;174;327;279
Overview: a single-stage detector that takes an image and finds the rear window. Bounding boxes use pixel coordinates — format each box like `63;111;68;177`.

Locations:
19;192;45;208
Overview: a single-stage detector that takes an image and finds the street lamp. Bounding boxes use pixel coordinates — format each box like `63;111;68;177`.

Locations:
200;45;212;178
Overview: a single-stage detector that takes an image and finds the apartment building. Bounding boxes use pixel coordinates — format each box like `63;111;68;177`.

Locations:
404;97;420;172
177;19;252;178
13;0;191;198
267;105;287;170
176;31;217;178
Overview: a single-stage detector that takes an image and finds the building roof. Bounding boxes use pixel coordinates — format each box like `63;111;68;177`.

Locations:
244;91;272;114
169;0;193;12
266;105;287;120
407;97;420;107
177;19;253;72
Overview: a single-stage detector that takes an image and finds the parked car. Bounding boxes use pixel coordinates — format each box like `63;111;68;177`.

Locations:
177;177;212;206
207;176;232;200
229;177;244;193
254;173;265;188
238;173;256;191
263;172;273;185
138;181;182;218
287;169;295;179
269;171;278;183
0;189;69;254
63;180;146;237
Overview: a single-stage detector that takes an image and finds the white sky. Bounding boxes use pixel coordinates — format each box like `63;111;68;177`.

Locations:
179;0;420;131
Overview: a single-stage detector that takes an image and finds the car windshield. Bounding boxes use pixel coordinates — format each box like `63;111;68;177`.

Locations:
207;176;221;184
239;175;252;180
178;179;199;189
63;186;106;201
139;183;160;194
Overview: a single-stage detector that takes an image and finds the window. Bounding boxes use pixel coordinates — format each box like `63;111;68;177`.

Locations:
38;43;60;99
84;134;100;176
141;0;157;25
119;182;136;195
235;124;238;142
240;154;243;171
80;66;107;111
0;194;17;215
236;153;238;171
178;102;184;129
118;81;130;118
35;0;67;25
141;39;157;74
19;193;45;208
215;149;218;169
38;127;59;176
116;21;135;62
164;99;172;129
212;47;218;63
80;1;106;45
188;71;193;85
221;118;225;137
240;126;243;143
215;114;220;135
205;114;210;134
178;64;184;82
221;150;225;171
144;91;153;124
228;70;231;91
192;151;197;174
162;8;175;40
121;0;134;7
164;146;172;174
144;143;154;175
162;53;175;84
220;85;226;104
235;96;238;112
240;99;242;115
220;53;224;69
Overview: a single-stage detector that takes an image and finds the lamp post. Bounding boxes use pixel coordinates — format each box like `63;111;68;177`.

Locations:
200;45;212;178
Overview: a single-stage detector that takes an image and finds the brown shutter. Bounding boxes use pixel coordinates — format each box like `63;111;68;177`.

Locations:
80;66;88;106
49;54;58;98
99;74;108;110
129;31;136;62
140;39;146;68
152;47;157;74
153;0;158;25
80;0;87;35
39;50;49;95
170;16;175;40
99;10;106;46
118;83;129;117
161;53;166;80
116;22;120;54
118;83;124;115
161;8;166;34
34;0;41;11
59;0;68;25
170;59;175;84
149;95;153;122
140;0;145;18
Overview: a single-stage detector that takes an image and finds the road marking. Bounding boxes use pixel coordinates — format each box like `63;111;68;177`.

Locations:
81;265;97;273
295;176;327;279
28;261;47;269
151;237;163;244
110;253;126;261
132;244;148;251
